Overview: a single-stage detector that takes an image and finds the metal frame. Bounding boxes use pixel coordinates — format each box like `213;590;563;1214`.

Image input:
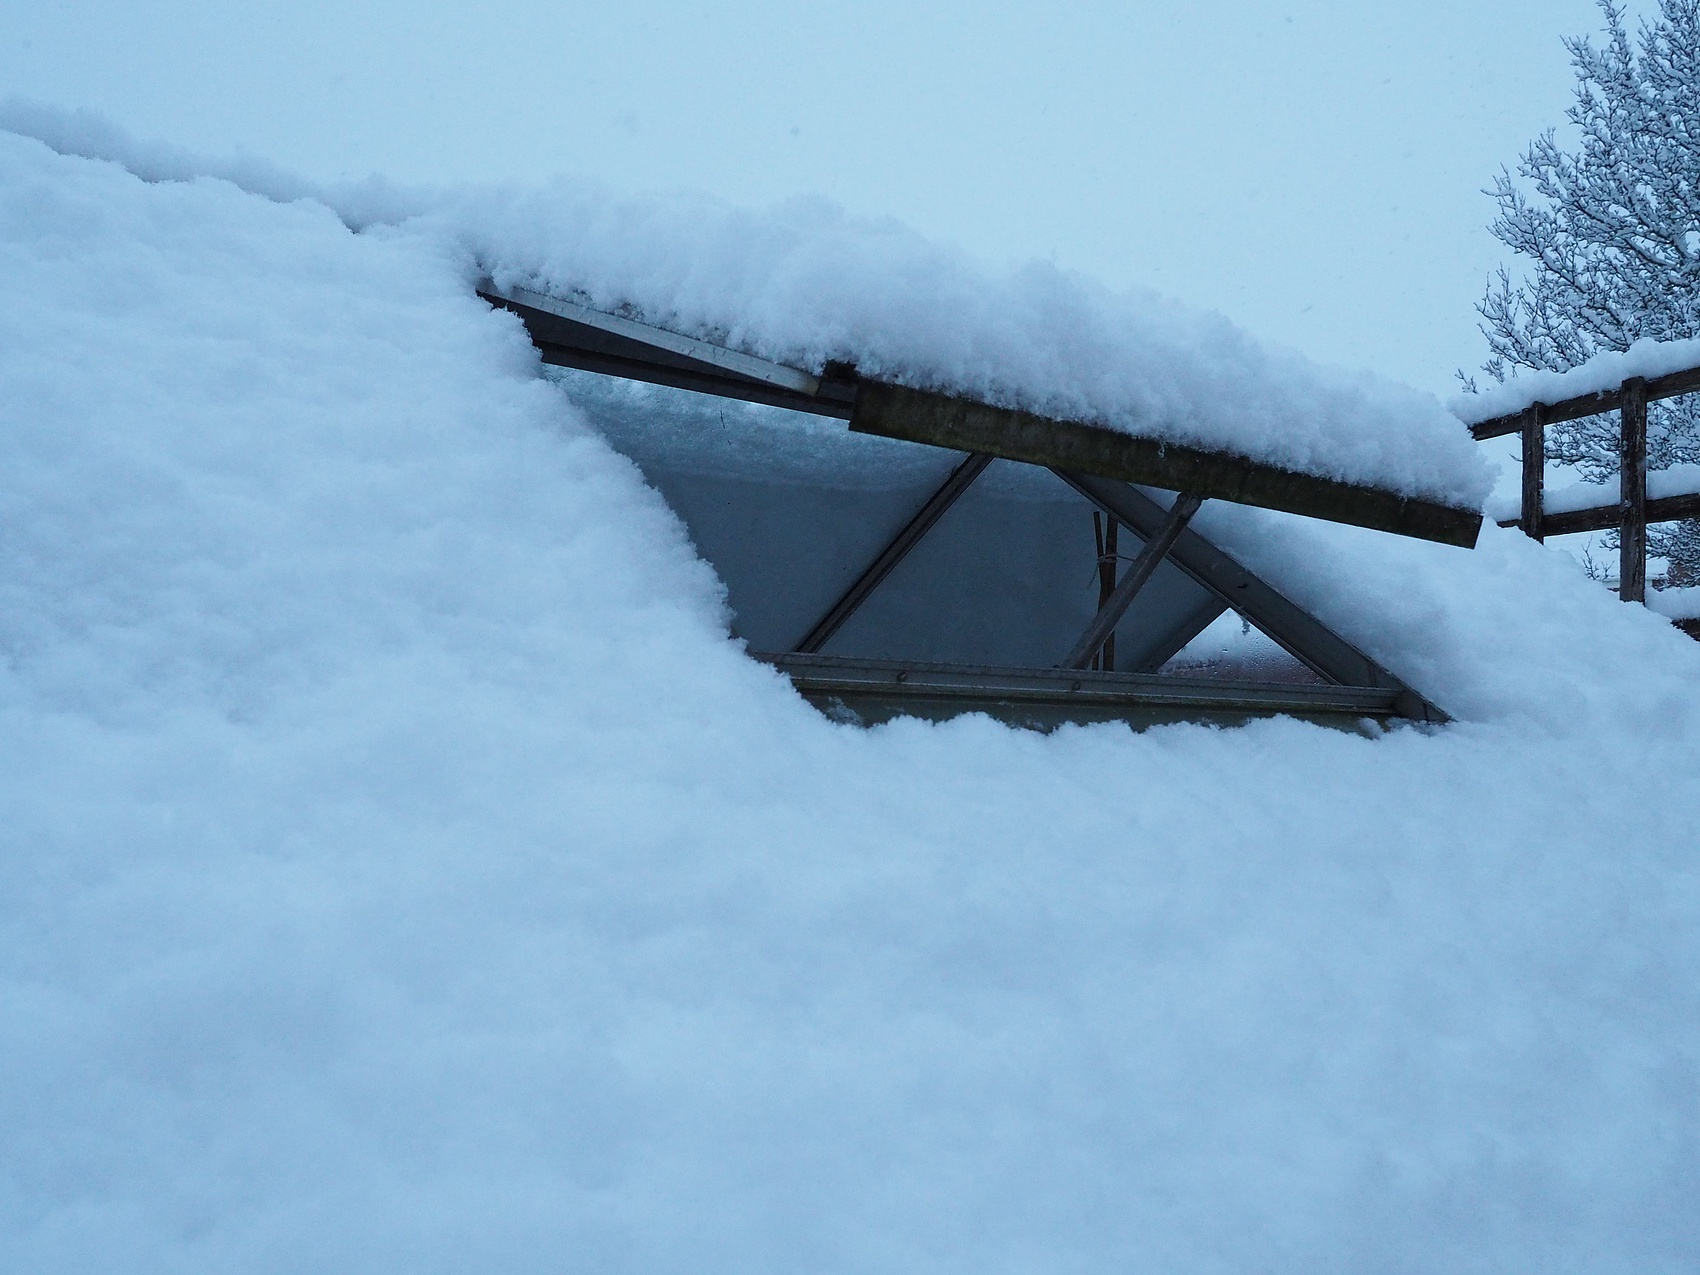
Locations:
481;280;1454;727
760;653;1407;732
795;452;994;654
1060;493;1203;670
480;281;859;417
1054;472;1444;721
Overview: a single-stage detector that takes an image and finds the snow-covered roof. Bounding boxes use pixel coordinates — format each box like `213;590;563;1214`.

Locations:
456;192;1491;513
480;278;1481;546
0;102;1494;514
5;118;1700;1272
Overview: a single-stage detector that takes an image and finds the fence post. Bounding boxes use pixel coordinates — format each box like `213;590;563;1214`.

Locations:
1520;403;1545;542
1620;376;1648;603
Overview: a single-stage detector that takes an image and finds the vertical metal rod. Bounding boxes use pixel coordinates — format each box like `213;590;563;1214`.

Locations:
1520;403;1545;542
1061;493;1204;670
1091;513;1104;670
1621;377;1648;603
1092;512;1119;671
794;452;994;654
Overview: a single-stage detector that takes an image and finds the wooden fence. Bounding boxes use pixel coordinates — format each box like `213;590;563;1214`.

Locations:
1466;362;1700;602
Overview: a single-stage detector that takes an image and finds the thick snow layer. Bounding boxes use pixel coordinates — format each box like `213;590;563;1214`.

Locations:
1649;586;1700;621
1452;336;1700;425
454;191;1492;508
0;99;1491;510
5;132;1700;1274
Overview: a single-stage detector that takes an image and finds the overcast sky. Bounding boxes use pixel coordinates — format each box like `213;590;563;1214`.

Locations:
0;0;1658;395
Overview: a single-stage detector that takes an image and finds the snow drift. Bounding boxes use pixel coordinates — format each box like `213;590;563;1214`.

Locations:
0;97;1490;510
3;124;1700;1274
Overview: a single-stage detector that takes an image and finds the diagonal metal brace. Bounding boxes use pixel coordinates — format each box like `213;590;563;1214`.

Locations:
1061;493;1204;669
1053;469;1447;721
794;452;995;653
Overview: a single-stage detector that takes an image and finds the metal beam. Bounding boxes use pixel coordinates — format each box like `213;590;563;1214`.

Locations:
535;341;855;417
793;452;995;654
757;651;1407;732
1053;470;1446;721
1465;362;1700;440
1061;494;1204;669
852;381;1482;548
479;281;858;418
1125;594;1230;675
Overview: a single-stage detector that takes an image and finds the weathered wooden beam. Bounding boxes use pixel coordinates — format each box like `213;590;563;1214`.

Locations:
852;381;1481;548
487;284;1481;548
1621;377;1648;603
1520;404;1545;542
1060;494;1204;670
1466;363;1700;440
1495;490;1700;537
793;452;994;654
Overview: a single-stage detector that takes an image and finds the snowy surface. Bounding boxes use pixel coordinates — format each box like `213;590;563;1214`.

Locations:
1648;586;1700;622
455;192;1492;507
4;132;1700;1274
0;101;1491;511
1158;612;1324;684
1452;336;1700;425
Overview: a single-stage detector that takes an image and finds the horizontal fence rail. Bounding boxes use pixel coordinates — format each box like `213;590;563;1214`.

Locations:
1495;490;1700;538
1465;364;1700;440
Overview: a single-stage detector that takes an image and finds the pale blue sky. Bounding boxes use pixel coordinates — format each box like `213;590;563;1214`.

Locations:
0;0;1654;393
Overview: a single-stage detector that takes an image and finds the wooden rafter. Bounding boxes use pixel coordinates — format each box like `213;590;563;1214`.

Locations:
850;383;1482;548
483;281;1484;548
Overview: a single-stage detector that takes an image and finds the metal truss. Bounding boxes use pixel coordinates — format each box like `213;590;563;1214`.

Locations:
481;279;1453;728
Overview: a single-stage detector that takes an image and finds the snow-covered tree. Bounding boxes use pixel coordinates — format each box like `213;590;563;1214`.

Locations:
1473;0;1700;576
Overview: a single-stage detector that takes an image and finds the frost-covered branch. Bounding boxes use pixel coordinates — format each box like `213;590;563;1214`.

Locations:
1467;0;1700;564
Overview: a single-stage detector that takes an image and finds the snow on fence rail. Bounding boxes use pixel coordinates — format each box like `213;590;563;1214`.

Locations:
1458;353;1700;603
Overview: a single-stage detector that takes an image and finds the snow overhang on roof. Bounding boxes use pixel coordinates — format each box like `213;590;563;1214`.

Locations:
481;280;1483;548
478;279;1469;729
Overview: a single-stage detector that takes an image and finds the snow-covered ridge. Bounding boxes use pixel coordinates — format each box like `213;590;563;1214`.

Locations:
0;99;1491;511
1648;584;1700;621
1452;336;1700;426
